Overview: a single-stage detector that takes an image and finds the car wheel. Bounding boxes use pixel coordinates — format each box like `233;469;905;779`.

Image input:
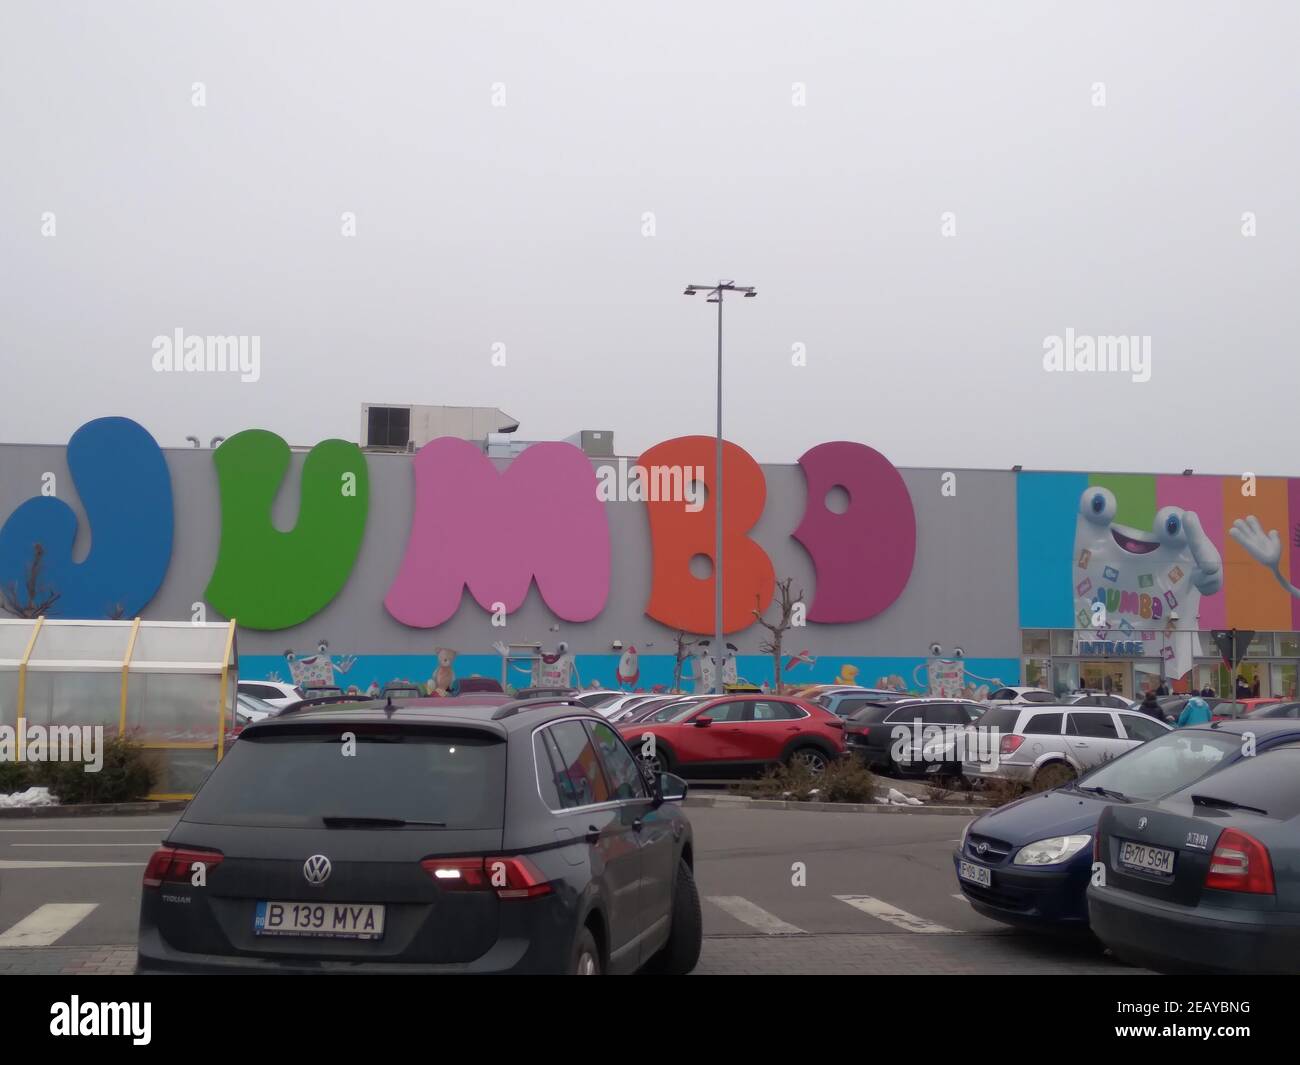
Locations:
641;747;673;775
570;926;602;975
644;860;703;975
1032;762;1076;791
788;746;831;774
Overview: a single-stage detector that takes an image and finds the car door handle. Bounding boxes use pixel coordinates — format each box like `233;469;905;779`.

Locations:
632;818;643;832
1075;741;1089;747
585;825;600;843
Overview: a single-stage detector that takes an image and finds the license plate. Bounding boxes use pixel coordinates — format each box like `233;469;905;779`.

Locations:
958;860;992;887
254;901;386;940
1118;840;1175;876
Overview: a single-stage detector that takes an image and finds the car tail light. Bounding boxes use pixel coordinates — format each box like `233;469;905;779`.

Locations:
420;856;553;899
824;719;845;730
1093;832;1101;862
143;846;224;889
1204;828;1275;895
999;734;1025;756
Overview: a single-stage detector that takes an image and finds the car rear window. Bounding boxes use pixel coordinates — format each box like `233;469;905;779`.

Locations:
186;725;506;829
975;707;1022;733
848;702;904;724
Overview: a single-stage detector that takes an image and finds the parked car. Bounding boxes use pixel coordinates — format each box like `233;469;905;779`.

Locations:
816;689;910;718
1061;691;1132;710
844;697;984;776
1220;697;1276;719
237;680;305;710
571;690;625;710
603;695;677;723
138;697;701;975
451;676;504;695
1246;700;1300;719
1155;695;1231;723
963;704;1171;790
618;694;845;778
1088;742;1300;972
954;719;1300;933
614;695;713;725
984;687;1056;706
225;692;281;745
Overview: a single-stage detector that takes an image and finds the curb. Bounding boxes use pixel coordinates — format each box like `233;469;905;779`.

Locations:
0;801;188;820
683;795;987;816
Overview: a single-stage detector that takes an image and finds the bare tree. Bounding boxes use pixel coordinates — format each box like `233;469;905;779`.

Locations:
671;630;697;693
1;542;60;618
753;577;805;694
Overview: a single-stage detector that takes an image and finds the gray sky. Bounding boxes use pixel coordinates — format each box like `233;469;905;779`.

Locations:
2;1;1297;474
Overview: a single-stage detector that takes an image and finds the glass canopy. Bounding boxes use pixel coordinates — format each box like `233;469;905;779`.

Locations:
0;617;238;799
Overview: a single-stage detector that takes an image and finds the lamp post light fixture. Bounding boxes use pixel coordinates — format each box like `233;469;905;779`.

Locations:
683;280;758;693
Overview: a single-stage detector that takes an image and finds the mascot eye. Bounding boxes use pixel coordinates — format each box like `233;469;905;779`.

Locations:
1155;506;1187;545
953;647;965;659
929;643;943;656
1079;487;1117;525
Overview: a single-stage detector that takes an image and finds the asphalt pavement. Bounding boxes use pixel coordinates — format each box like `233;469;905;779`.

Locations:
0;807;1143;975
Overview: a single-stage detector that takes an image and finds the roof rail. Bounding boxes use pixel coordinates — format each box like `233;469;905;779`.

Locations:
278;693;376;716
490;697;592;721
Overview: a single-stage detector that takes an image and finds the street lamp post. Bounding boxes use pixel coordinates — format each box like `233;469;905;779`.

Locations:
684;280;757;693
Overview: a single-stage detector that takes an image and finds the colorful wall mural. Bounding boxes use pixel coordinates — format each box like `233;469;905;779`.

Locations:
9;416;1300;695
1017;471;1300;670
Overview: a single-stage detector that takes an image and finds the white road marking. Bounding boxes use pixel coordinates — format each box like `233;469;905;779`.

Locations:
0;860;145;869
706;896;807;935
10;843;159;847
0;828;166;833
0;904;98;947
834;895;957;933
952;893;969;903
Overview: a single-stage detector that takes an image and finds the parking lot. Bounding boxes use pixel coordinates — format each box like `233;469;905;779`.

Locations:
0;805;1142;975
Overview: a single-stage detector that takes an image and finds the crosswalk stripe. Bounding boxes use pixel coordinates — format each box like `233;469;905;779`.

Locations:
834;895;956;933
0;904;98;947
706;896;807;935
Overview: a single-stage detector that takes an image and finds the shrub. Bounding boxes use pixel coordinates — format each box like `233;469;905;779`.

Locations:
0;761;34;794
31;736;156;805
736;756;883;804
978;774;1026;807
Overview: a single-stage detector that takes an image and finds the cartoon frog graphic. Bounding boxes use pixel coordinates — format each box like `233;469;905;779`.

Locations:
910;645;1002;700
1072;487;1222;675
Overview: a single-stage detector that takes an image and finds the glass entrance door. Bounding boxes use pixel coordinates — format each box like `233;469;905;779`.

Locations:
1078;662;1129;697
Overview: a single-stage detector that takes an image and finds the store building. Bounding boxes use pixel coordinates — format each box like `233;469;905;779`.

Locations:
1;415;1298;701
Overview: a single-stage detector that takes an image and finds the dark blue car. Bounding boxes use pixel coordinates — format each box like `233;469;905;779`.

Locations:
952;719;1300;933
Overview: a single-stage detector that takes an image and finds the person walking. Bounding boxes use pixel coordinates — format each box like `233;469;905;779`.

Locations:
1177;696;1214;727
1138;691;1165;721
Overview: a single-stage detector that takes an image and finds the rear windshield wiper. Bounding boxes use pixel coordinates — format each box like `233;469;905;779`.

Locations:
1190;795;1268;816
1075;785;1132;802
322;816;447;828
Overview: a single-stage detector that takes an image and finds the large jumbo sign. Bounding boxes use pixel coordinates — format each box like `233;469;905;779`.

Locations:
0;418;919;632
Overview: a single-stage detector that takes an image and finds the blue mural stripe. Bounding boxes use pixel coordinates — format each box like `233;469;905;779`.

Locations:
1017;471;1088;629
240;654;1022;697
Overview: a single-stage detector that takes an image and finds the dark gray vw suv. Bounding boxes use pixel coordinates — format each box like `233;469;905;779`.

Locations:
137;697;701;975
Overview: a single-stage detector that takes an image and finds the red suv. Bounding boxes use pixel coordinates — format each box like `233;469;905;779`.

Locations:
617;694;845;778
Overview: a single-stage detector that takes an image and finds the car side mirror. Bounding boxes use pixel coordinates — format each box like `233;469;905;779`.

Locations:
694;715;713;728
659;773;688;802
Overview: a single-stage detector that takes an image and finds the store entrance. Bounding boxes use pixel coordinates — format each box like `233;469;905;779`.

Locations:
1078;661;1130;698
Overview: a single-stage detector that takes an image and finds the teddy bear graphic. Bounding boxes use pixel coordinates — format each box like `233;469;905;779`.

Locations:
428;647;457;695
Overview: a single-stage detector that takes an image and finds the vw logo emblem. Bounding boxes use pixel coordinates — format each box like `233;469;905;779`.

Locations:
1137;817;1148;831
976;841;989;855
303;855;332;885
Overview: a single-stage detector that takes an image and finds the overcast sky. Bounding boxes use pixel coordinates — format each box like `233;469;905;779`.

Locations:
2;1;1297;474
